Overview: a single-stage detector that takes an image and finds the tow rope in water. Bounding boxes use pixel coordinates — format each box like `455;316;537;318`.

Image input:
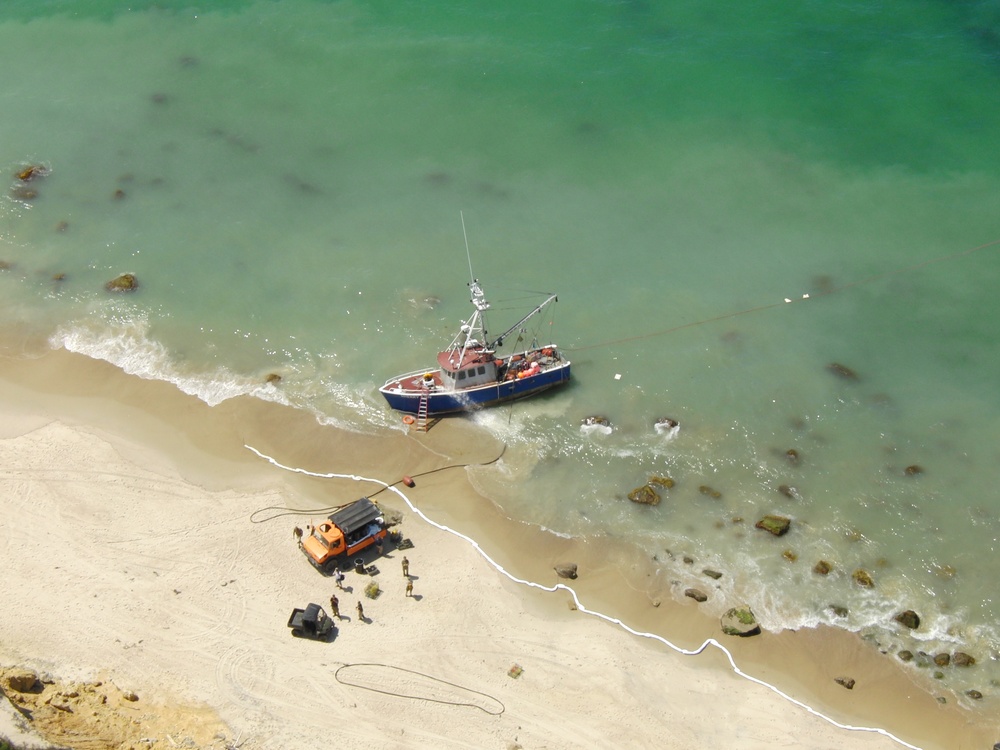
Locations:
565;236;1000;353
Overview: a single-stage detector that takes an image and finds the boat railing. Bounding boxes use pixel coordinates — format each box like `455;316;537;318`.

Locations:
382;369;439;390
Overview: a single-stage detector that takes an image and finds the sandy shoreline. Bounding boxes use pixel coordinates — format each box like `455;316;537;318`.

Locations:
1;348;996;749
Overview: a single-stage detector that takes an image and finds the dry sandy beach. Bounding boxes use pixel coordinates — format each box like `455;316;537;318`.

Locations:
1;348;996;750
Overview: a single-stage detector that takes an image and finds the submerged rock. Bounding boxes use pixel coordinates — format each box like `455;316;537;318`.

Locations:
813;560;833;575
648;475;674;489
720;606;761;637
894;610;920;629
897;650;914;662
105;273;139;292
10;185;37;201
16;164;48;181
785;448;800;464
580;415;613;435
828;604;849;618
904;464;923;476
685;588;708;603
827;362;859;380
654;417;679;437
628;484;660;506
554;563;578;580
702;569;722;580
777;484;800;500
698;484;721;499
953;652;976;667
852;569;875;588
754;515;791;536
265;372;282;384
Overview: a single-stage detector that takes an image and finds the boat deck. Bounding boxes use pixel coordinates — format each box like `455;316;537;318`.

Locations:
382;346;565;395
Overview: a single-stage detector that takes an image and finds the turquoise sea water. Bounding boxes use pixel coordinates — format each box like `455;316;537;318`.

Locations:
3;0;1000;706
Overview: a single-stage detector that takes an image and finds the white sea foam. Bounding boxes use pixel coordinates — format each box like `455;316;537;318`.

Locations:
579;420;613;436
50;314;292;409
653;421;680;441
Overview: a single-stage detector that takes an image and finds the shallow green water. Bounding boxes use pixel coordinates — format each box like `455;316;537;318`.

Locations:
2;0;999;704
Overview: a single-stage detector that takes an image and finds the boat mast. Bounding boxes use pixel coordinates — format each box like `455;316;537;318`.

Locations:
447;212;491;366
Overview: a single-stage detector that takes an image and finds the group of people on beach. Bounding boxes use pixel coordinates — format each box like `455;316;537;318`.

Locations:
326;555;414;624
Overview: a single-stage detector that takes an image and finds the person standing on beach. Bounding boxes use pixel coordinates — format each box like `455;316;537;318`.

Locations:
405;579;413;597
333;568;345;590
329;594;340;619
356;600;365;621
401;556;409;577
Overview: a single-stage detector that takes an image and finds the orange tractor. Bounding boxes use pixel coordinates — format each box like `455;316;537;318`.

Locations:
301;497;388;574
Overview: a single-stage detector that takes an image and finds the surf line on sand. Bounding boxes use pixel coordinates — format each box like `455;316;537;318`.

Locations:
245;444;923;750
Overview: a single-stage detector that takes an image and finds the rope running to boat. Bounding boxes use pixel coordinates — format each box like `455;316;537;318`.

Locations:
564;236;1000;353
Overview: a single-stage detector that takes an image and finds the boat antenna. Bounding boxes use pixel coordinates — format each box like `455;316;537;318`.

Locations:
461;210;474;285
459;211;490;315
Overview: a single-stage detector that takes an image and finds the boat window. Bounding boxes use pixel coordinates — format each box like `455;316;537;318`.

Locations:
457;370;466;381
477;366;486;375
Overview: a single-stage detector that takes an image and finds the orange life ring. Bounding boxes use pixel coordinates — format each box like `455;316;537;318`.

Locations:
402;415;416;425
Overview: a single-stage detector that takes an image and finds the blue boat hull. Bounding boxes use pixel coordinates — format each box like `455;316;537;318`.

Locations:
381;363;571;416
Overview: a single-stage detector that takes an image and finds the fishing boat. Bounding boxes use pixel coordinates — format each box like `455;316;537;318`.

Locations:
379;269;570;418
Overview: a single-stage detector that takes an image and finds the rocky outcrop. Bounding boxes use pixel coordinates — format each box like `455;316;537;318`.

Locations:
720;606;761;637
754;515;791;536
4;668;39;693
685;588;708;603
834;677;856;690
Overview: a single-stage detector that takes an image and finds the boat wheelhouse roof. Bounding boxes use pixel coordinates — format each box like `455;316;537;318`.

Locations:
437;346;496;373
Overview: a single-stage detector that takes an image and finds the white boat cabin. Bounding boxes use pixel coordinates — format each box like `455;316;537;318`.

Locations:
437;346;498;390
